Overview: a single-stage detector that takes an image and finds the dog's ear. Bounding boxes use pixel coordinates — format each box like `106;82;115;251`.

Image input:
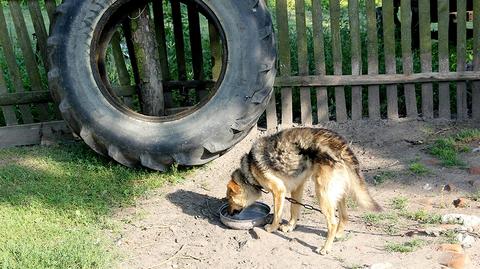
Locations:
227;179;241;194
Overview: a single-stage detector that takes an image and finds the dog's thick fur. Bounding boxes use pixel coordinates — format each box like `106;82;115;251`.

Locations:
226;127;381;255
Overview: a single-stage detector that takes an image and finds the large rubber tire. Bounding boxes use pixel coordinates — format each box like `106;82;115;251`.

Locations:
48;0;276;170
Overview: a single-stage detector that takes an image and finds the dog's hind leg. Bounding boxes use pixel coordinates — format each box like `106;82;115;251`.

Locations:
280;182;305;233
335;197;348;239
314;193;337;255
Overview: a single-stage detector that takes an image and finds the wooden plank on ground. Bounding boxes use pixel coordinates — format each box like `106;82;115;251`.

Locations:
0;3;33;123
312;0;328;122
0;66;18;125
418;0;433;119
472;0;480;120
9;0;49;121
348;0;362;120
296;0;312;125
438;0;451;119
366;0;380;119
400;0;418;118
276;0;293;126
329;0;347;122
0;121;72;148
382;0;398;119
456;0;468;120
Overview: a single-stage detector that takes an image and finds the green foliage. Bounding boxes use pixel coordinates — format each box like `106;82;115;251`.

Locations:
385;239;425;253
402;209;442;224
409;161;430;175
429;129;479;167
373;171;394;185
390;196;408;211
362;212;398;224
0;143;190;269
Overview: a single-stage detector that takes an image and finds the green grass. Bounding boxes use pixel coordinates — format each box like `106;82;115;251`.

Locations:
385;239;425;253
429;129;480;167
362;212;398;225
409;161;430;175
372;171;395;185
0;143;189;269
402;209;442;224
391;197;408;211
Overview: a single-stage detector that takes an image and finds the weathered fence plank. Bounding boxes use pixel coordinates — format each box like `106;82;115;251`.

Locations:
296;0;312;125
274;72;480;86
348;0;362;120
27;1;49;68
366;0;380;120
44;0;57;23
400;0;418;118
330;0;347;122
472;0;480;120
111;32;134;107
171;1;187;81
9;0;49;121
0;3;34;124
382;0;398;119
0;66;18;125
438;0;451;119
456;0;468;120
418;0;433;119
276;0;293;126
187;4;207;100
312;0;328;122
0;121;71;148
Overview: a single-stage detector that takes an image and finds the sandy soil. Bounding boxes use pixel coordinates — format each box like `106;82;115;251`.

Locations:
112;120;480;269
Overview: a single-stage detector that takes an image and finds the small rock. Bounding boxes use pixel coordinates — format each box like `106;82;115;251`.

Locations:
442;184;452;192
369;262;392;269
456;233;475;248
469;166;480;175
423;183;433;191
442;214;480;228
437;243;463;253
424;227;444;237
453;198;467;208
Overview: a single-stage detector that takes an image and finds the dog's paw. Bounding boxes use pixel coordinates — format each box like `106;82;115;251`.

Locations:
335;231;345;239
264;224;278;233
279;223;296;233
315;247;330;255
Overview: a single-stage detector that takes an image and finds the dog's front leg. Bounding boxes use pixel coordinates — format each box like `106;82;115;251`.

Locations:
264;189;285;233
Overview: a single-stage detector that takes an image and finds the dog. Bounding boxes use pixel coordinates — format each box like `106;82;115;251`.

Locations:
226;127;381;255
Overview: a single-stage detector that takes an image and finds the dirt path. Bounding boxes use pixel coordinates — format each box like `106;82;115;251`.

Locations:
113;120;480;269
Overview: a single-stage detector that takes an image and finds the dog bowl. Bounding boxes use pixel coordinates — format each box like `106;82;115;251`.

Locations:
219;202;271;230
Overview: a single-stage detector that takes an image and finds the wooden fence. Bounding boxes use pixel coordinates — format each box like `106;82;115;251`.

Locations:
0;0;479;147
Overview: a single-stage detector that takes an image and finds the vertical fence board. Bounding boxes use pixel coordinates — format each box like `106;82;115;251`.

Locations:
0;66;18;126
365;0;380;119
27;1;49;68
9;1;49;121
171;1;187;81
208;23;222;81
44;0;57;23
152;0;170;80
329;0;347;122
418;0;433;119
472;0;480;120
0;4;33;123
382;0;398;119
295;0;312;125
348;0;362;120
400;0;418;118
312;0;328;122
111;32;133;107
187;4;207;99
438;0;451;119
456;0;468;120
276;0;293;126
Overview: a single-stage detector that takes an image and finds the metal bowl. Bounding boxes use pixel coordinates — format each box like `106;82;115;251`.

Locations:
219;202;271;230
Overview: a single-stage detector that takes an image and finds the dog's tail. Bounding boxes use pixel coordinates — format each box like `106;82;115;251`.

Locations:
349;168;382;211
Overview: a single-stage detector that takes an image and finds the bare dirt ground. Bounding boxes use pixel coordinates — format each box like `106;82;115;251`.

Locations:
113;120;480;269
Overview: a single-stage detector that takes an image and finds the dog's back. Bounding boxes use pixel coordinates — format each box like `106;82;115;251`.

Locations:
250;127;381;211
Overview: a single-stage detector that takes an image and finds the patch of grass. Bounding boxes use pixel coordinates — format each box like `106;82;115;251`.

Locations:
385;239;425;253
0;143;190;269
391;197;408;211
441;230;459;244
373;171;395;185
402;209;442;224
409;161;430;175
429;128;480;167
362;212;398;224
469;190;480;202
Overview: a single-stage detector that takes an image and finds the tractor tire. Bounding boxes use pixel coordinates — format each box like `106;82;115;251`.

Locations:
48;0;276;170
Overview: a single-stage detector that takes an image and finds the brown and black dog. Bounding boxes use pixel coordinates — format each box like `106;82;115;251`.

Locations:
226;127;381;255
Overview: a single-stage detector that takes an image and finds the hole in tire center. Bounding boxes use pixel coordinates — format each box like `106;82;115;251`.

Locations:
95;0;226;120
